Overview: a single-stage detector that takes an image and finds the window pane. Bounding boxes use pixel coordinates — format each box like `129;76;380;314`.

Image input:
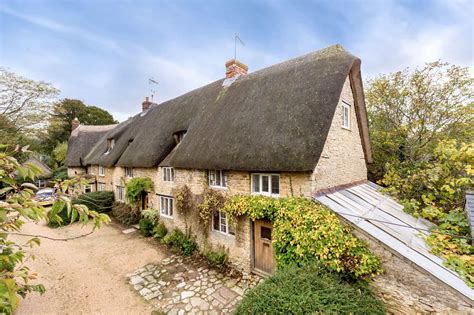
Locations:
271;175;280;194
262;175;269;192
209;170;215;186
169;199;173;216
220;212;227;233
213;212;220;230
261;226;272;240
252;174;260;192
171;168;174;181
222;171;228;187
215;170;221;186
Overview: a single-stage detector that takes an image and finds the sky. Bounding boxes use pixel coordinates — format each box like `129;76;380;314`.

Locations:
1;0;473;122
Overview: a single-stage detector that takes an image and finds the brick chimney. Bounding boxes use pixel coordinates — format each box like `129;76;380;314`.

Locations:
71;117;80;130
225;59;248;79
142;96;152;112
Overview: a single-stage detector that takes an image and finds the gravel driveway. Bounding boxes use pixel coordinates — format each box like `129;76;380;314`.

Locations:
12;220;164;314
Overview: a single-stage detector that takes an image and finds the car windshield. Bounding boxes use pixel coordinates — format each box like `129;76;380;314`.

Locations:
36;191;53;198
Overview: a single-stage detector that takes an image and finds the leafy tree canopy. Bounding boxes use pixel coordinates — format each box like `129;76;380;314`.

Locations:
366;61;473;181
43;99;117;152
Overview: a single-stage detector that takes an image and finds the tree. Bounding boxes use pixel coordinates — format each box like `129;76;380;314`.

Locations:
52;142;68;168
365;61;473;181
0;145;110;313
43;99;117;152
0;68;58;135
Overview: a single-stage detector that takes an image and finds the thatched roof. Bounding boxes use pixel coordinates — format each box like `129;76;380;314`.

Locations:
24;157;53;178
75;44;372;171
65;124;116;167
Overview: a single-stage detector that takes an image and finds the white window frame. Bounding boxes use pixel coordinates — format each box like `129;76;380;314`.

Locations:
159;196;174;218
251;173;280;196
208;170;228;189
125;167;133;178
162;167;174;182
116;186;125;201
341;101;351;130
99;166;105;177
84;185;92;194
98;183;106;192
212;211;235;236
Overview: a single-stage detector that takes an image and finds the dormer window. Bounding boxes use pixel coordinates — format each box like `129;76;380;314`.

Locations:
105;139;115;154
341;101;350;130
173;131;187;144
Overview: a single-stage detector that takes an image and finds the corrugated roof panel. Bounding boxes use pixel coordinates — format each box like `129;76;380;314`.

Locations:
315;182;474;301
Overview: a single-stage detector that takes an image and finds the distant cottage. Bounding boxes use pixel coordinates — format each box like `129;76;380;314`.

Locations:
66;45;473;311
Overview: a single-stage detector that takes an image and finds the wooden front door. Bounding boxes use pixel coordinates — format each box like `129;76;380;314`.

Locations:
253;219;276;274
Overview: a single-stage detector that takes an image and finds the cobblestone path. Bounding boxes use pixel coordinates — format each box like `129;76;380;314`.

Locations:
127;255;262;314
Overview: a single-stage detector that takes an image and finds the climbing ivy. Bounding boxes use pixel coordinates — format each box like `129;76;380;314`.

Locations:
223;195;381;279
197;188;225;231
175;185;193;216
125;177;154;208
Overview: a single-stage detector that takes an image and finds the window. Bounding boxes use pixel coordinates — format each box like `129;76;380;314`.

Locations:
341;101;350;129
98;183;106;192
116;186;124;201
105;139;115;154
84;185;92;193
159;196;174;218
212;211;235;235
173;131;187;144
125;167;133;178
162;167;174;182
208;170;228;188
252;174;280;196
99;166;105;177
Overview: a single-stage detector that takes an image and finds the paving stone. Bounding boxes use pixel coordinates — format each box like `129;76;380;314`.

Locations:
144;292;161;300
190;297;209;311
122;228;137;234
139;288;152;296
180;291;195;300
130;275;144;285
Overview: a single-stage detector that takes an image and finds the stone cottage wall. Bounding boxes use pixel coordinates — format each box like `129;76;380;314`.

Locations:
353;228;473;313
312;75;367;193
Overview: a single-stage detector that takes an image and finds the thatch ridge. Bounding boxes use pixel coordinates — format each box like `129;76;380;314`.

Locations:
71;44;370;171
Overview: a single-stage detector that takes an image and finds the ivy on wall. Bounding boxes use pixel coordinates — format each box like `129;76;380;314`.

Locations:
125;177;154;208
197;188;225;232
223;195;382;279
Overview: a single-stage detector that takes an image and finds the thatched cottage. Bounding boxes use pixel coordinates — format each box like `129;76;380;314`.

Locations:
66;45;473;312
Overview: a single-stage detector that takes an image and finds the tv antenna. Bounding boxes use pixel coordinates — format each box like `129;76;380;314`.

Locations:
148;78;159;101
234;33;244;60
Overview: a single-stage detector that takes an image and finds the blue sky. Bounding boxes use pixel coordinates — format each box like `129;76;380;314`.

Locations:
1;0;472;122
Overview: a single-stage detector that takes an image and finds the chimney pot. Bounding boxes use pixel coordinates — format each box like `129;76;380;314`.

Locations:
225;59;248;79
71;117;80;130
142;96;152;112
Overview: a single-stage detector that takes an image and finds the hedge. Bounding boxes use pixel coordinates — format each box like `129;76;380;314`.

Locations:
235;264;385;314
72;191;114;213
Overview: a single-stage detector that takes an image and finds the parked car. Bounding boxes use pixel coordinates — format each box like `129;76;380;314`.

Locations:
34;188;55;206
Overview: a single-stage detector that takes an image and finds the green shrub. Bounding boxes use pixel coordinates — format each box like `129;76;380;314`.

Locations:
47;201;70;227
153;223;168;239
236;264;385;314
141;208;160;224
202;246;228;267
72;191;114;213
224;196;381;279
111;202;140;225
139;218;154;237
162;229;197;256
